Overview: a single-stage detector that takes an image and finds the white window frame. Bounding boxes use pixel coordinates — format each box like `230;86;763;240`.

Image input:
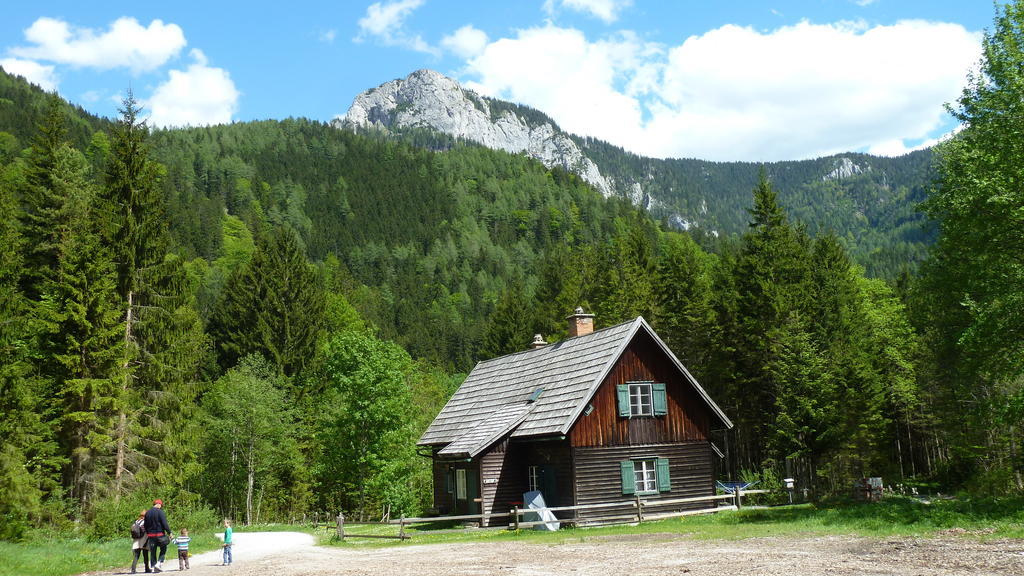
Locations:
634;459;658;494
456;469;467;500
527;465;540;492
629;382;654;417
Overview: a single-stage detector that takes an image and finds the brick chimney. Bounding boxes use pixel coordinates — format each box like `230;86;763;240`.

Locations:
529;334;548;349
567;307;595;338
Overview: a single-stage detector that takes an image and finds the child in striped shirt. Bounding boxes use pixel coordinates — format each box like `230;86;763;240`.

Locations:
172;528;191;570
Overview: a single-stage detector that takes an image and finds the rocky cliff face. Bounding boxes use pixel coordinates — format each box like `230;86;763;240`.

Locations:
335;69;615;197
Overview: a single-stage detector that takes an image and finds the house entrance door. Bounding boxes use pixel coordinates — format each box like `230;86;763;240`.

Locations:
539;465;558;505
455;467;481;515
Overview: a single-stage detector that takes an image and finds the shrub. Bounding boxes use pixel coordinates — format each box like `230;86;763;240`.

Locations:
86;490;218;541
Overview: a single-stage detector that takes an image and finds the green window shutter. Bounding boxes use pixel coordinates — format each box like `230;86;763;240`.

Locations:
656;458;671;492
652;383;668;416
617;384;630;417
620;461;635;495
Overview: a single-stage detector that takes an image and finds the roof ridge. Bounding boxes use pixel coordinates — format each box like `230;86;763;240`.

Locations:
475;317;638;365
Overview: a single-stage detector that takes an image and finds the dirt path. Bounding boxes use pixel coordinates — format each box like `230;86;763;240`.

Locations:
97;532;1024;576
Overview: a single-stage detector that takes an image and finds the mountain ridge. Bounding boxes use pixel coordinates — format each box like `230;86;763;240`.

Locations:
336;69;936;277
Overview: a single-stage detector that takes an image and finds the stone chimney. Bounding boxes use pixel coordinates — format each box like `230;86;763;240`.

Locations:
567;307;595;338
529;334;548;349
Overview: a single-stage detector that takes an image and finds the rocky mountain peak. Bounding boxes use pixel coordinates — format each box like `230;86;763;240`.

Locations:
335;69;614;197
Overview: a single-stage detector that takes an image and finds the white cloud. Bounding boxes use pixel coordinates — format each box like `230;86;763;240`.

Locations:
441;25;489;58
0;57;58;90
356;0;438;55
459;20;981;161
544;0;633;23
320;29;337;44
854;0;879;6
80;90;102;103
147;49;239;128
9;17;186;74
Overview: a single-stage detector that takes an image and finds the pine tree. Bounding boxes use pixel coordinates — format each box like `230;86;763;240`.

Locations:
39;145;123;504
479;277;532;358
102;92;206;496
596;217;658;325
17;94;68;300
651;232;716;377
212;225;325;376
731;172;813;470
0;160;53;539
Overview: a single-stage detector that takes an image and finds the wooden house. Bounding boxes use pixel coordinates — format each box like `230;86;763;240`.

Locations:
418;309;733;525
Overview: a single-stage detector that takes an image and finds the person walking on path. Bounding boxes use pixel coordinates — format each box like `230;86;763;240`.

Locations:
222;519;233;566
144;499;173;572
172;528;191;570
130;510;150;573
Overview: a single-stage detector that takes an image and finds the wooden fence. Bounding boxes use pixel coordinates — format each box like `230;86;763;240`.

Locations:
334;488;771;541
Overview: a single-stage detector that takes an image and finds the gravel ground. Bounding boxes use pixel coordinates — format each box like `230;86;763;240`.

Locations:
93;531;1024;576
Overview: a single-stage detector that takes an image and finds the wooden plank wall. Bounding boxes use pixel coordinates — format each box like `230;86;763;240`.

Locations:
569;330;713;448
431;459;480;516
573;442;713;521
431;458;454;514
478;439;572;526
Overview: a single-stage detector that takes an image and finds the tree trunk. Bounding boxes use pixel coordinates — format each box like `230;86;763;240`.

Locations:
114;291;134;499
246;437;256;526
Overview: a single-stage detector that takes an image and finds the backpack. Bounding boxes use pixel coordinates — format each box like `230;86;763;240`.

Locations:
130;520;144;539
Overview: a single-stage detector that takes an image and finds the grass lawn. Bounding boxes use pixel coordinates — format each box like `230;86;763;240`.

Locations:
0;532;222;576
4;497;1022;576
322;496;1024;548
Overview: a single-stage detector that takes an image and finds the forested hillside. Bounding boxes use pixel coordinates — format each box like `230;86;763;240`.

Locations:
578;137;936;278
1;0;1022;545
343;68;937;280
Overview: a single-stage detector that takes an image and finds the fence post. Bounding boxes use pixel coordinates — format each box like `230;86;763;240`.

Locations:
635;494;644;524
512;506;519;531
734;489;742;510
399;514;406;540
336;512;345;541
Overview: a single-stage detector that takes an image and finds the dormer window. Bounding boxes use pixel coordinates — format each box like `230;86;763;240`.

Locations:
616;381;668;418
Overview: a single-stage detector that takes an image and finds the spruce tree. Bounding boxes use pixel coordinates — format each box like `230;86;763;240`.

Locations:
0;161;52;538
731;172;813;470
18;94;68;300
102;92;206;495
652;232;716;376
212;225;325;376
39;145;123;504
479;277;532;358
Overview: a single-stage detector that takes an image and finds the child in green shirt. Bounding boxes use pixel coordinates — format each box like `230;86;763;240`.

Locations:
222;519;233;566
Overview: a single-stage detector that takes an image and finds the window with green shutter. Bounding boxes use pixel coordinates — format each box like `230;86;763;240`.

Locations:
622;458;672;495
618;381;667;418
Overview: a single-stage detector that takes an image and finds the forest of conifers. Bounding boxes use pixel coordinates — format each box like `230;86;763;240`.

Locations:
1;1;1022;543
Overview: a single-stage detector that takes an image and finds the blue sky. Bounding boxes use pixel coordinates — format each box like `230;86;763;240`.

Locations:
0;0;995;161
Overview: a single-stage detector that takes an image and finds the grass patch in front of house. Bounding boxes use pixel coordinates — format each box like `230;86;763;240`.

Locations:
0;532;223;576
321;496;1024;549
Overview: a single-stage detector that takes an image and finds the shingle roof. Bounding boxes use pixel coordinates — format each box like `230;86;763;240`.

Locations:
436;403;532;458
419;317;732;451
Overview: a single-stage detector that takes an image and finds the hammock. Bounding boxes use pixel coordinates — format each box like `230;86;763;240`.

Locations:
716;480;758;494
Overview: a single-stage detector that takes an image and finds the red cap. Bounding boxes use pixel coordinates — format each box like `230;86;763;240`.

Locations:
154;499;163;506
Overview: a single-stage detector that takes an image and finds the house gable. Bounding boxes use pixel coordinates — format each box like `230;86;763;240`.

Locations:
568;328;715;448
